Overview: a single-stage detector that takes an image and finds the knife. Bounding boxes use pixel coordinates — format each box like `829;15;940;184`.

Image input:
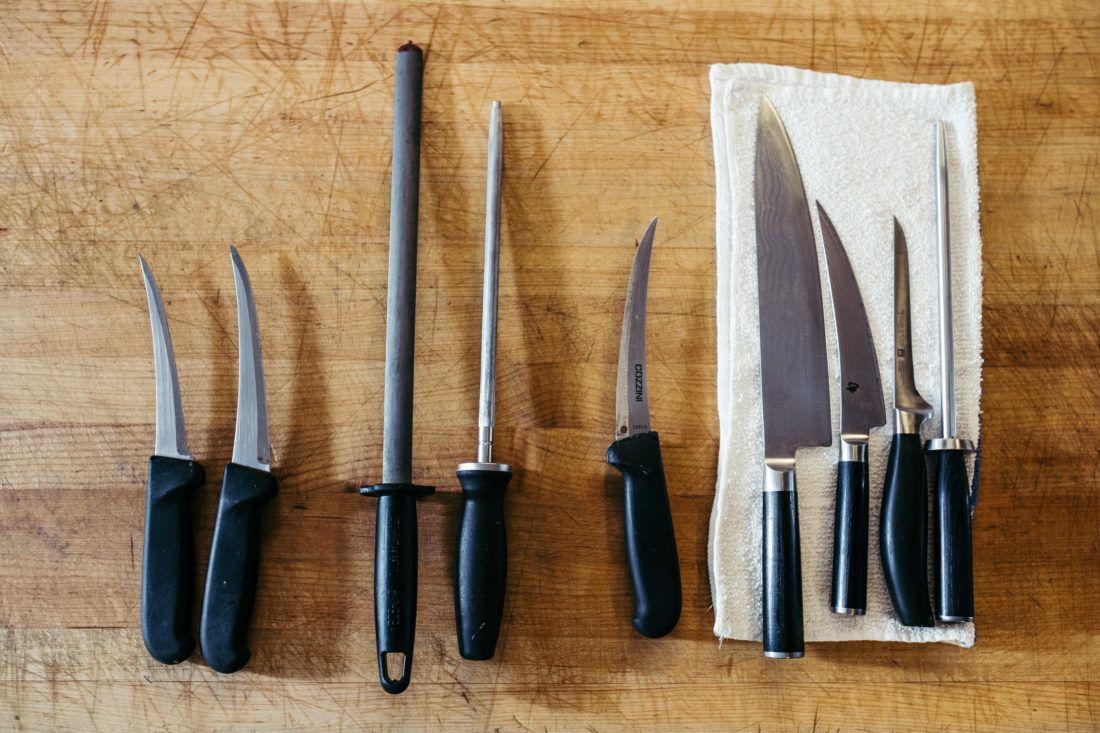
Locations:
455;100;512;661
198;246;279;674
139;256;205;665
880;218;935;627
605;217;682;639
817;203;886;617
360;41;433;695
925;121;975;623
753;98;832;659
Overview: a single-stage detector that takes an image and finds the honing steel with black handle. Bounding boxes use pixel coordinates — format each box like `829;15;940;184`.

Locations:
817;203;886;617
605;218;681;639
139;257;204;665
925;122;975;623
880;218;935;627
454;100;512;661
361;42;433;695
199;246;278;674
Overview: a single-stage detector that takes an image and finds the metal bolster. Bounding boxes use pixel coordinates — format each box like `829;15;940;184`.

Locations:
457;461;512;474
763;462;796;493
925;437;975;453
894;408;929;435
839;438;867;463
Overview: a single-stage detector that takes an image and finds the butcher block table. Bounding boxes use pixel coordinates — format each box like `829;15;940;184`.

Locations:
1;1;1097;730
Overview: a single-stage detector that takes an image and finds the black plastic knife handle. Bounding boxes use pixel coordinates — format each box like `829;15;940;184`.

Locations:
454;466;511;660
361;482;434;694
605;431;682;639
830;446;869;615
881;432;934;627
141;455;204;664
199;462;278;674
763;468;803;658
931;449;975;622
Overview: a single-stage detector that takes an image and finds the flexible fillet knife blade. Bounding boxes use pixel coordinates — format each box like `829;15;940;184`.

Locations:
880;218;935;627
754;98;831;658
199;246;278;674
361;41;433;695
139;256;205;665
605;217;682;639
817;204;886;617
455;100;512;661
925;121;976;624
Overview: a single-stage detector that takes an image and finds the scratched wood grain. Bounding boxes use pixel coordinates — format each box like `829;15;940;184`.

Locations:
0;0;1097;730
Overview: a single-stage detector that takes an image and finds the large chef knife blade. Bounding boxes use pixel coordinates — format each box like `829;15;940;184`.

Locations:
754;98;831;659
817;203;886;617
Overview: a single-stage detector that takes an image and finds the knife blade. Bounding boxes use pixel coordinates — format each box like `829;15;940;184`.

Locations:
455;100;512;661
817;203;886;617
925;121;975;623
880;218;935;627
754;98;831;659
139;256;204;665
199;246;278;674
360;41;433;695
605;217;682;639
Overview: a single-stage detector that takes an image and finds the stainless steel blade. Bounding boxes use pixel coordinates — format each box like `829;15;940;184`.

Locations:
230;246;271;472
817;203;886;441
139;255;191;461
892;218;932;423
754;98;831;463
476;100;504;464
614;217;657;439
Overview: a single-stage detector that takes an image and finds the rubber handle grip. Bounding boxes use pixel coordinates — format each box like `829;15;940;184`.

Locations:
606;431;682;638
933;450;975;622
375;492;418;693
880;433;934;627
454;468;511;660
141;455;204;664
763;489;803;658
199;462;277;673
831;459;869;614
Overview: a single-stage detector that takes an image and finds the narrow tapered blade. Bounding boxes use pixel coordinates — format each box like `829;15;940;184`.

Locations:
139;256;191;460
754;99;831;461
892;219;932;415
614;218;657;439
818;203;886;437
230;246;271;472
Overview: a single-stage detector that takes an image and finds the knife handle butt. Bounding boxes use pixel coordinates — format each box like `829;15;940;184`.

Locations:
830;458;869;615
199;463;277;674
454;467;511;660
931;449;975;623
142;456;204;665
763;476;803;658
362;482;434;694
881;433;934;627
606;431;682;639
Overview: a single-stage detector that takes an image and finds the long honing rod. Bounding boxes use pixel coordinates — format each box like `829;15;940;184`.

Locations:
361;41;434;696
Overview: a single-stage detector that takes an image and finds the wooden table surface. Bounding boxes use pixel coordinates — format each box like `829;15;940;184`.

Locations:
1;1;1097;730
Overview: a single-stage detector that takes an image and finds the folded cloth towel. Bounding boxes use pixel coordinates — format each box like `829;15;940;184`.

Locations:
708;64;982;647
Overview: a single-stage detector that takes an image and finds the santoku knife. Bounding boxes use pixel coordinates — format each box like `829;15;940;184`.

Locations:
817;203;886;617
753;98;832;659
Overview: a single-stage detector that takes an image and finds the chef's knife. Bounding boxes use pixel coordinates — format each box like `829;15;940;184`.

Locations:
880;218;935;627
139;256;205;665
361;41;433;695
199;246;278;674
925;121;975;623
754;98;832;658
605;218;682;639
455;100;512;661
817;203;886;617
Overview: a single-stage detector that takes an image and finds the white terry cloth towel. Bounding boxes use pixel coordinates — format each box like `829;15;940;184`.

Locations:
708;64;982;647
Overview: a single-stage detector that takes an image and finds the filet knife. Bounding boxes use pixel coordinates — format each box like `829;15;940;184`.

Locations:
360;41;433;695
880;218;935;627
199;246;278;674
455;100;512;661
817;203;886;617
605;218;682;639
753;98;831;658
925;121;975;623
139;256;205;665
